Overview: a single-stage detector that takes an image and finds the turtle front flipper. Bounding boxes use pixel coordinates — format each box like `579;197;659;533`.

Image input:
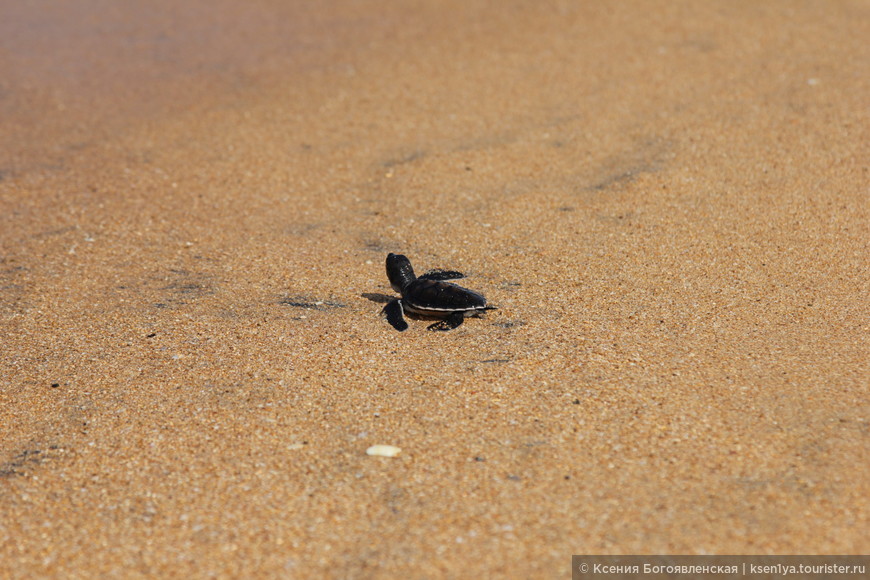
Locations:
382;299;409;331
427;311;465;331
419;269;466;281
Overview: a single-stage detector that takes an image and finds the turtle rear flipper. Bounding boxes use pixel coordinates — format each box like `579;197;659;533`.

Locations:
419;269;465;281
427;311;465;331
382;299;408;331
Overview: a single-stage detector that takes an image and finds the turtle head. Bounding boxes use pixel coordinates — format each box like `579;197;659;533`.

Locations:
386;253;416;293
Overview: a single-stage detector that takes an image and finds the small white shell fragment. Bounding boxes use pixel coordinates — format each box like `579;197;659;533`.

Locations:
366;444;402;458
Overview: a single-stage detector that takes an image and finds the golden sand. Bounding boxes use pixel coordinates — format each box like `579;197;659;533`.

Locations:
1;1;867;577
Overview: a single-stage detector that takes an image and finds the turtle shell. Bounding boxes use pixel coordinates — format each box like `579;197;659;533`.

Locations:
402;278;488;315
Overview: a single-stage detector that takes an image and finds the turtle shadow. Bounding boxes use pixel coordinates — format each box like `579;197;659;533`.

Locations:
363;293;409;331
363;293;465;332
361;292;393;304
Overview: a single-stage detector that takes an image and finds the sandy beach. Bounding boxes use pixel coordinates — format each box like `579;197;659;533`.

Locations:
1;0;867;577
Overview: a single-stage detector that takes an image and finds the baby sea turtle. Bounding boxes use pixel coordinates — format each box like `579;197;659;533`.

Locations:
382;253;496;331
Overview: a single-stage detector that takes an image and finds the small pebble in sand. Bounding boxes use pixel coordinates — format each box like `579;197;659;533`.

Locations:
366;444;402;457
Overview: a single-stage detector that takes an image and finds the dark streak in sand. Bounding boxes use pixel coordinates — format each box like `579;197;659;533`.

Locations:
494;320;525;328
583;139;670;192
280;295;346;310
0;449;44;478
382;150;426;168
